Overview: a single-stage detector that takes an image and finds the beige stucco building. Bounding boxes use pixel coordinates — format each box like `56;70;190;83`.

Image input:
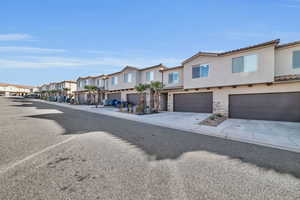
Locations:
161;39;300;122
39;39;300;122
0;83;33;96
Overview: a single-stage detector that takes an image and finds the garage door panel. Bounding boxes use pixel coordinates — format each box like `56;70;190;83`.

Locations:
229;92;300;122
174;92;213;113
127;93;140;105
107;93;121;101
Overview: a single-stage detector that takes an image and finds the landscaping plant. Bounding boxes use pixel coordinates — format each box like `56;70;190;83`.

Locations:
149;81;164;112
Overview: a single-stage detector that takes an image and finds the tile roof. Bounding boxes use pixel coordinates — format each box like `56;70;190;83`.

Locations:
0;83;34;89
182;39;280;64
275;74;300;82
276;40;300;49
160;65;183;71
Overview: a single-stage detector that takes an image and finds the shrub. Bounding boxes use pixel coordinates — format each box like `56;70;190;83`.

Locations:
209;115;215;120
216;113;223;118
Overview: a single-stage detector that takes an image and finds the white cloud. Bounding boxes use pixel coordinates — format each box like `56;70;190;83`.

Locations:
0;46;67;53
0;55;182;69
0;34;33;41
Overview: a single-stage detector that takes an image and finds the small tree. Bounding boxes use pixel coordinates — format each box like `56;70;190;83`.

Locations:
62;88;70;102
134;83;149;113
63;88;70;96
96;87;105;107
149;81;164;112
84;85;97;106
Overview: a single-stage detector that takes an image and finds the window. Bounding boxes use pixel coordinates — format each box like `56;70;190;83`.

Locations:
168;72;179;84
85;79;89;85
232;54;257;73
293;51;300;68
112;77;118;85
192;64;209;79
146;71;154;81
124;72;132;83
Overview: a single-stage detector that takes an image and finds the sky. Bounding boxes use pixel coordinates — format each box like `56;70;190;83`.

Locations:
0;0;300;86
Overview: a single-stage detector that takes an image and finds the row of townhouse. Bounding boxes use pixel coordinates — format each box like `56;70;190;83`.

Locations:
39;39;300;122
74;64;167;105
0;83;33;96
39;80;77;101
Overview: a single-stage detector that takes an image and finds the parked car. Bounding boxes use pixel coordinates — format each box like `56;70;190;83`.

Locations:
24;94;40;99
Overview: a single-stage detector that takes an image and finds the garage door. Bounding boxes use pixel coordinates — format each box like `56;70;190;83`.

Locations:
229;92;300;122
78;94;86;104
127;93;140;105
107;93;121;101
174;92;213;113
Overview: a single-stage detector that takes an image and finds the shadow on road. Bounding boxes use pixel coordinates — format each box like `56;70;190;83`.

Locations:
11;98;300;179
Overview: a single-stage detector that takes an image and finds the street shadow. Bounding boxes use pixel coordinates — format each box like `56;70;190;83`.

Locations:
11;99;300;179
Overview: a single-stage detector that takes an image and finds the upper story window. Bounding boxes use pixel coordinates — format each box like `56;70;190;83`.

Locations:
85;79;89;85
192;64;209;79
96;79;102;86
232;54;257;73
124;72;132;83
293;51;300;69
146;71;154;81
112;77;118;85
168;72;179;84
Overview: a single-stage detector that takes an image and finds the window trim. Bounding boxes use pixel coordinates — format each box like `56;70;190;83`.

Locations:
146;71;154;82
232;54;258;73
124;72;132;83
168;72;179;84
293;50;300;69
112;76;118;85
192;64;209;79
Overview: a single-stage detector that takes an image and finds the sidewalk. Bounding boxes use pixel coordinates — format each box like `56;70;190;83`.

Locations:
33;99;300;153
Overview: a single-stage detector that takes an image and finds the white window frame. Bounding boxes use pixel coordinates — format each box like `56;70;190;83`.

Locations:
168;72;179;84
192;64;209;79
124;72;132;83
112;77;118;85
232;54;257;73
146;71;154;82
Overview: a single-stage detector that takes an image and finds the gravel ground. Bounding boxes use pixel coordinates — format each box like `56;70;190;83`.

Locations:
0;97;300;200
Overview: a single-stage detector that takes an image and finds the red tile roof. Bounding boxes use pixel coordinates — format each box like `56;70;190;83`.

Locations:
182;39;280;64
275;74;300;82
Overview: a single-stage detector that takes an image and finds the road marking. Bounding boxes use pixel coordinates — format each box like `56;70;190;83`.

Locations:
0;136;78;175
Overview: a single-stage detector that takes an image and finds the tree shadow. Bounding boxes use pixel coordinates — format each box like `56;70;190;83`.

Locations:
11;99;300;179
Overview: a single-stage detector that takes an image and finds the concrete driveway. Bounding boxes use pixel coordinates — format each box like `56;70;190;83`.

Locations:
34;100;300;153
218;119;300;151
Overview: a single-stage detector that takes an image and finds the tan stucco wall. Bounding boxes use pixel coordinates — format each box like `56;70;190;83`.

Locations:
140;68;163;84
167;81;300;115
162;68;184;88
107;69;139;91
275;44;300;76
183;45;276;89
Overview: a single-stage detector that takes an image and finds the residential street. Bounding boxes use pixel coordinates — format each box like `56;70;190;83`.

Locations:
1;97;300;200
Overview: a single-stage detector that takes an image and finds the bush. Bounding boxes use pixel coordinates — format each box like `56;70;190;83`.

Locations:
216;113;223;118
136;105;144;114
209;115;215;120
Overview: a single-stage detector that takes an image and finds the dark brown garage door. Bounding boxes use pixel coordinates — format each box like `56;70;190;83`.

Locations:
174;92;213;113
229;92;300;122
127;93;139;105
107;93;121;101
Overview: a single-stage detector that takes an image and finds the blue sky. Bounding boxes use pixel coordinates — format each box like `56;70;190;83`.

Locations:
0;0;300;86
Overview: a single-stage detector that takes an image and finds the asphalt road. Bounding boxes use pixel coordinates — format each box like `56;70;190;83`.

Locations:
0;97;300;200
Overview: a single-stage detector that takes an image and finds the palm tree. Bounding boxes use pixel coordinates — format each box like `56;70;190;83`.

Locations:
84;85;97;106
149;81;164;112
62;88;70;102
134;83;149;113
